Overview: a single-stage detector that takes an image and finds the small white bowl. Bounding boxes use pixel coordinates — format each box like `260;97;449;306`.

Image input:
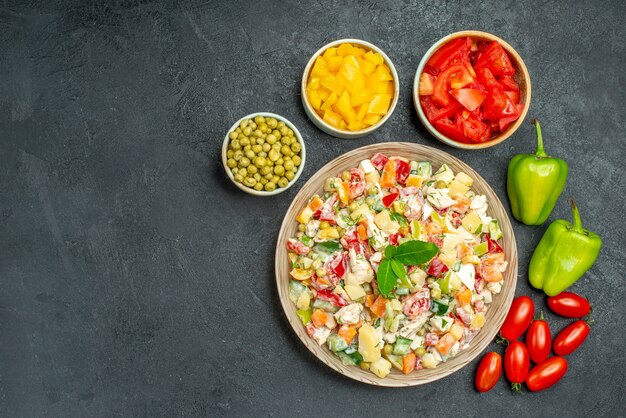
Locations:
301;38;400;139
222;112;306;196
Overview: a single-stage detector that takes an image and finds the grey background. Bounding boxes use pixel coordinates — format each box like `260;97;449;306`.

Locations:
1;0;625;416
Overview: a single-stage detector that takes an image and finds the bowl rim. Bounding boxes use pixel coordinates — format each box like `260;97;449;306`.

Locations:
221;112;306;196
275;142;518;386
412;30;532;150
301;38;400;138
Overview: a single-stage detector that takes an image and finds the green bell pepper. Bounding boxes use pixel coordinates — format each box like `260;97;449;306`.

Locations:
507;119;568;225
529;200;602;296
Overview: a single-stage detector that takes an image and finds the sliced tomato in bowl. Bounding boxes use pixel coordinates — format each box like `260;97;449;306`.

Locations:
426;37;472;73
433;118;470;143
450;88;486;111
433;65;474;106
474;41;515;76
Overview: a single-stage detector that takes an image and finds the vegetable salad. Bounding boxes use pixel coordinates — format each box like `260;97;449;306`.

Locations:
287;153;508;378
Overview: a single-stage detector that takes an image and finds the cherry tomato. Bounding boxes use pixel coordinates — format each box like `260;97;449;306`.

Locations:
500;296;534;341
547;292;591;318
526;316;552;364
553;320;590;356
526;357;568;392
504;341;530;391
475;352;502;392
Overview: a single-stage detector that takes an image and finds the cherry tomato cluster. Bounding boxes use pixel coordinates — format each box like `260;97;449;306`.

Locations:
475;292;591;393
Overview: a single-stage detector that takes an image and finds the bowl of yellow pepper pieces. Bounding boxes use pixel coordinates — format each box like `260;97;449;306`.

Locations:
301;39;400;139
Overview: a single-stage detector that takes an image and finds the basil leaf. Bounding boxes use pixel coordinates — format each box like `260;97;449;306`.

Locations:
392;240;439;265
390;258;406;278
315;240;342;253
384;245;397;259
376;259;397;297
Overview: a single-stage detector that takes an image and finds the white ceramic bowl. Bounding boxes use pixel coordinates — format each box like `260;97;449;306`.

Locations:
413;30;532;149
301;38;400;139
222;112;306;196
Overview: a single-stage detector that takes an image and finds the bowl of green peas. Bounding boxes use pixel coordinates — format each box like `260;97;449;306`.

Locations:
222;112;306;196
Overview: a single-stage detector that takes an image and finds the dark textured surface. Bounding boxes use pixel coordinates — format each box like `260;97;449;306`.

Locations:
1;0;625;416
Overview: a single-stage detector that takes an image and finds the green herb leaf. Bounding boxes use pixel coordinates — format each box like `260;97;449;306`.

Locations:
315;240;342;253
376;259;397;297
392;240;439;265
441;318;448;328
390;258;406;278
384;245;397;259
390;212;408;227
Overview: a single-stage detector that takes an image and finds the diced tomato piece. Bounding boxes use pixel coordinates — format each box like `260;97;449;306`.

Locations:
498;104;524;131
340;227;360;251
473;41;515;76
370;153;389;171
418;72;436;95
316;289;348;307
427;258;449;277
420;97;459;123
498;74;520;91
433;118;470;143
287;238;310;255
504;90;520;104
388;233;400;246
433;65;474;106
476;67;501;90
461;117;489;143
325;253;347;286
482;87;517;121
395;159;410;185
427;37;472;71
450;88;486;111
382;191;399;208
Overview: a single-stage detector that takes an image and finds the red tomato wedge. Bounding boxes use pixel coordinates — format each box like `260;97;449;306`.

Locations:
450;89;486;111
433;65;474;106
474;41;515;76
420;97;459;122
498;75;520;91
460;117;488;143
426;37;472;73
433;119;469;143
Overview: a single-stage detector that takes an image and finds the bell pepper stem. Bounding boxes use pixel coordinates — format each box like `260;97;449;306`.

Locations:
570;198;583;233
531;118;547;158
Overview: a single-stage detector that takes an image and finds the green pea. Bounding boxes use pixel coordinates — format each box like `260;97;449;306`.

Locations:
231;168;238;175
274;165;285;176
227;158;237;169
252;145;262;153
266;134;277;145
238;168;248;178
266;159;274;167
256;137;265;145
245;149;255;159
272;129;281;139
259;123;268;133
254;129;263;138
230;139;241;150
243;177;257;187
243;145;251;152
229;132;238;140
366;197;376;206
254;115;265;124
237;133;247;141
234;173;244;183
253;172;261;181
239;120;249;129
291;142;301;153
260;177;268;185
271;175;280;184
239;157;250;168
258;151;267;158
261;166;272;175
226;149;234;158
278;177;289;188
233;150;243;161
341;170;351;181
250;137;257;145
243;126;252;136
281;145;292;157
284;160;294;171
292;156;302;166
435;180;447;189
254;156;267;167
277;121;285;128
285;171;295;181
298;223;306;232
254;182;263;191
286;128;294;137
239;137;250;147
367;186;377;195
235;127;242;134
262;143;271;152
280;126;290;137
267;118;278;129
348;201;358;212
247;165;257;174
249;122;257;130
280;136;290;146
265;182;276;192
264;172;274;180
275;157;284;166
